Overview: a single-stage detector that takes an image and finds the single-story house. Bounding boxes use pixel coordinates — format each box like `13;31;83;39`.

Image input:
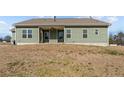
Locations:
11;17;110;46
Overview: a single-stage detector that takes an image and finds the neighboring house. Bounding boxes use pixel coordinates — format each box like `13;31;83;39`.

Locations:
11;18;110;46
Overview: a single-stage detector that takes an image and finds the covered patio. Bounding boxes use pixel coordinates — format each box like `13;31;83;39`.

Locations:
39;26;64;43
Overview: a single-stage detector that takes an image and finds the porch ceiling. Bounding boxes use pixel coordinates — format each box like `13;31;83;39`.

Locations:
39;25;64;30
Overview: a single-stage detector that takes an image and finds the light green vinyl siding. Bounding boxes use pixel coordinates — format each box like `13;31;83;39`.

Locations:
15;27;108;44
16;28;39;43
64;27;108;43
11;32;16;41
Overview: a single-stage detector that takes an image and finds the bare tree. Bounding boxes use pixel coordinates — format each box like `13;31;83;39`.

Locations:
116;32;124;45
0;37;3;42
4;35;11;42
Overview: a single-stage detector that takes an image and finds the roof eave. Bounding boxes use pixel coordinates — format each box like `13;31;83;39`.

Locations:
15;24;110;27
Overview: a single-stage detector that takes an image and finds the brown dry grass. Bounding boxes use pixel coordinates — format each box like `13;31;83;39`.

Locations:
0;42;11;45
0;44;124;77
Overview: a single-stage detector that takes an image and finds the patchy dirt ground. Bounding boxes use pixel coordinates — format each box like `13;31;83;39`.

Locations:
0;44;124;77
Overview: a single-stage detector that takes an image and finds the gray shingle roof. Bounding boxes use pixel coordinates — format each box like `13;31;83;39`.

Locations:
14;18;110;27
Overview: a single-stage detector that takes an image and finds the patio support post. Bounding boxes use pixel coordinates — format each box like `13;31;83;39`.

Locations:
49;28;50;43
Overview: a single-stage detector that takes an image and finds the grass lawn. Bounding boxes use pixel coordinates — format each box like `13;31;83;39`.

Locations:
0;44;124;77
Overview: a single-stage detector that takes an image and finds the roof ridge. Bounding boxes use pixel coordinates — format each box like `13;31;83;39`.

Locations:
31;18;92;19
14;17;110;26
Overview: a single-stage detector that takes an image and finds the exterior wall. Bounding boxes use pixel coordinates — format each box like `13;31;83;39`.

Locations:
14;26;109;46
64;27;109;46
11;32;16;41
49;30;58;43
16;27;39;44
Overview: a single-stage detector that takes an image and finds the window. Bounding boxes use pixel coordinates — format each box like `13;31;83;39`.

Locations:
66;30;71;38
22;29;32;38
22;30;27;38
83;29;87;38
28;30;32;38
95;29;99;35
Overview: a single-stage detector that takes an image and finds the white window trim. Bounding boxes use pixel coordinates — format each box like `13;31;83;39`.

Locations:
83;29;88;38
22;29;32;38
95;29;99;35
22;29;27;38
27;29;33;38
66;29;72;38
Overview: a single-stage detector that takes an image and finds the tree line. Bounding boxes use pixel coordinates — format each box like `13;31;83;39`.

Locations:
0;35;11;42
109;32;124;45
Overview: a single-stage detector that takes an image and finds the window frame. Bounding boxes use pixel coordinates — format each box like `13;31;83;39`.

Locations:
95;29;99;35
83;29;87;38
66;29;71;38
22;30;27;38
28;29;32;38
22;29;33;38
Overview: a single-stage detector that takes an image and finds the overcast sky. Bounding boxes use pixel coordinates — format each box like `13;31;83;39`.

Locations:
0;16;123;37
